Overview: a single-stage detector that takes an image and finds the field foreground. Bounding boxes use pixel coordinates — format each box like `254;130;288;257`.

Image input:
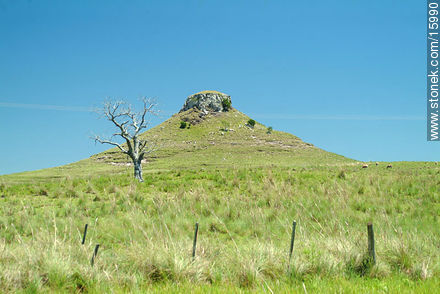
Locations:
0;161;439;293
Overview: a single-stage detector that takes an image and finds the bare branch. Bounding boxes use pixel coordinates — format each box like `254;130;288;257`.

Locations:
101;101;133;140
93;135;128;154
135;97;159;135
139;140;158;157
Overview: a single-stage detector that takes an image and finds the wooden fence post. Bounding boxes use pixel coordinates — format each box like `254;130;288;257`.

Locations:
91;244;100;267
288;220;297;270
81;224;88;245
192;222;199;259
367;222;376;264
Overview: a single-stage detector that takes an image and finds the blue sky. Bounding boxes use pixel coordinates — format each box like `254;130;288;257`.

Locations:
0;0;436;175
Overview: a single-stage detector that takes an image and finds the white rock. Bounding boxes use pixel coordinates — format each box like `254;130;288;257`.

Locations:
180;91;231;113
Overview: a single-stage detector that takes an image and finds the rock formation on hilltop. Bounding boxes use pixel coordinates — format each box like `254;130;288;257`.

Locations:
180;91;231;114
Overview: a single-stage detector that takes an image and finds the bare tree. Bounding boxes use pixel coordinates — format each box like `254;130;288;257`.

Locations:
93;98;158;182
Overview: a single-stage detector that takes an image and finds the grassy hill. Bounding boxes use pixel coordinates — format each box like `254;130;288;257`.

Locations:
0;106;439;293
93;107;352;168
1;107;351;184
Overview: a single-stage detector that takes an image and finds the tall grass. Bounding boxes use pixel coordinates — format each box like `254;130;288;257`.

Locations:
0;163;439;292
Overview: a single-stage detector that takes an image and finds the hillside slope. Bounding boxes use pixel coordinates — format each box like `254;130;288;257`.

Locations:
92;107;351;169
1;106;353;184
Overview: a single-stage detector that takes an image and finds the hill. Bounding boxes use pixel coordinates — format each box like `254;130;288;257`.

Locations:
92;107;351;170
1;104;351;184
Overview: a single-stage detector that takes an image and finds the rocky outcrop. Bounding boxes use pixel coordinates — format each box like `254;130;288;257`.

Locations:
180;91;231;114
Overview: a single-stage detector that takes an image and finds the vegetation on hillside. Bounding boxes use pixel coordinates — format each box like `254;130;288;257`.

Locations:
88;108;349;172
221;98;231;111
180;121;188;129
247;119;256;128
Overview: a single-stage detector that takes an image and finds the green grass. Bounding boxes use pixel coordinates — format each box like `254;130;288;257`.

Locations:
0;109;439;292
0;163;439;292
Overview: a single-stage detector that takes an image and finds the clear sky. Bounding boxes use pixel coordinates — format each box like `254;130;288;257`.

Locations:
0;0;436;175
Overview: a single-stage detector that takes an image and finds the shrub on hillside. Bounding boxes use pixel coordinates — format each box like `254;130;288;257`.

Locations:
222;99;231;111
338;170;346;179
247;119;256;128
180;121;187;129
266;126;273;134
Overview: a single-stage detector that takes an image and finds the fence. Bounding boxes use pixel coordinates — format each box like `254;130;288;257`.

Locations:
80;221;377;269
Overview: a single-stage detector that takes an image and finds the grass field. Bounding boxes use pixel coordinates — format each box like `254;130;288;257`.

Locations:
0;109;439;293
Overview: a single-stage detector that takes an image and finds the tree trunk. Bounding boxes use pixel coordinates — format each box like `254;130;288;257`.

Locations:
133;159;143;182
